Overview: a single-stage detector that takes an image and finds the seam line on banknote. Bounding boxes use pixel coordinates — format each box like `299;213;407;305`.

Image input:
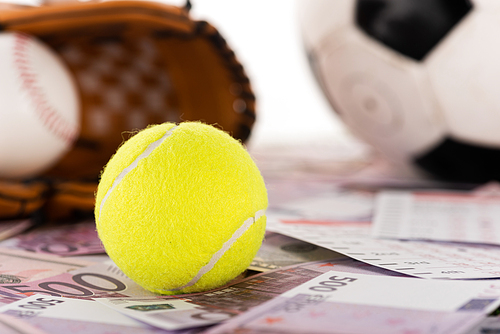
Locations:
0;251;88;267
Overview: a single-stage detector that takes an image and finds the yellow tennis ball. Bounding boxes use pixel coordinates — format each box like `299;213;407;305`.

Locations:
94;122;267;294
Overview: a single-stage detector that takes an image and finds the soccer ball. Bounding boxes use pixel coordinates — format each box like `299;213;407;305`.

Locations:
299;0;500;184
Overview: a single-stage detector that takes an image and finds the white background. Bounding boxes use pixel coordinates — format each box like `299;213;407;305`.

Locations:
187;0;350;149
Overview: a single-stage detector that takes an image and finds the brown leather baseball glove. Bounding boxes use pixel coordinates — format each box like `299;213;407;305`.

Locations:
0;0;256;221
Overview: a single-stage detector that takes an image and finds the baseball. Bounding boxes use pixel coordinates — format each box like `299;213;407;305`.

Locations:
0;32;80;179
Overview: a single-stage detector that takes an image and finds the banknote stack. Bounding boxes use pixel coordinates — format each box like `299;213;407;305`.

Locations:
0;144;500;333
0;211;498;334
0;219;354;333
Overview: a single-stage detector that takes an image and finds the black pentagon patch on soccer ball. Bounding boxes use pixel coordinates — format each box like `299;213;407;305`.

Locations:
356;0;472;60
414;137;500;184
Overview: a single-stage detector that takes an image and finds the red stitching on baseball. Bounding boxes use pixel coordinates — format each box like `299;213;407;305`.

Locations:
13;32;78;145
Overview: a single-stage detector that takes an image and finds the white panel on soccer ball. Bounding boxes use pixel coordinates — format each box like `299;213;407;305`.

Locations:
297;0;354;50
315;29;446;164
470;0;500;10
426;9;500;146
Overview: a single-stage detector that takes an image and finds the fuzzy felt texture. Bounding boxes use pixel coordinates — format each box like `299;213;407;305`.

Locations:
95;122;268;294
